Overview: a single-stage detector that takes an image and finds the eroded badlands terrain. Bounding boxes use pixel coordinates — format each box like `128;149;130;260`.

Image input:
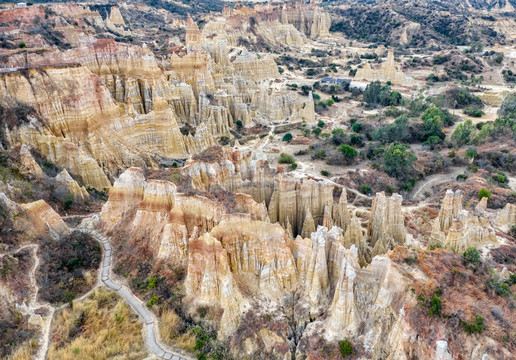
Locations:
1;1;516;359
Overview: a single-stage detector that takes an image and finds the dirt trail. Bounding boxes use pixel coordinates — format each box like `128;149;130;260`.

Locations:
410;166;466;200
3;219;192;360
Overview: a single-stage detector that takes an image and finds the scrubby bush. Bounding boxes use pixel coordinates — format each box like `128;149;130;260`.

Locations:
338;339;353;357
463;247;481;266
351;122;362;133
478;188;491;200
317;120;325;128
360;184;372;195
282;133;293;142
339;144;358;160
321;170;329;176
429;294;442;317
462;316;484;335
279;153;295;164
490;281;511;297
372;115;411;143
38;231;101;305
312;150;326;159
466;146;477;159
63;194;74;211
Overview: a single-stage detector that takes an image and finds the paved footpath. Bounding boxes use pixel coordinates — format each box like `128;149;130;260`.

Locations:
78;229;189;360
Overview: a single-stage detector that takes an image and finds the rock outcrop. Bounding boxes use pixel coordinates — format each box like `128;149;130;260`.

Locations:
429;190;498;251
368;192;406;255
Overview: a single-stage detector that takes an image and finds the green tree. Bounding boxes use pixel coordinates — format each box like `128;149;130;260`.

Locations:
382;143;417;179
372;115;410;143
421;107;446;140
498;93;516;119
282;133;293;142
317;120;325;128
451;119;476;147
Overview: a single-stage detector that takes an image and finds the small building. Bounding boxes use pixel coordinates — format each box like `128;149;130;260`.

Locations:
320;77;351;85
17;3;27;7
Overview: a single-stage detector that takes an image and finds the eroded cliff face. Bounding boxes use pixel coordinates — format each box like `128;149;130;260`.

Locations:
99;157;515;359
200;2;330;51
1;37;312;190
429;190;498;252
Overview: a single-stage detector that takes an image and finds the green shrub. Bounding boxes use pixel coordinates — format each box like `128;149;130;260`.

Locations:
146;294;159;307
360;184;372;195
462;316;484;335
235;120;243;128
429;294;442;317
429;242;442;250
312;127;322;135
339;144;358;159
478;188;491;200
423;135;442;149
351;123;362;133
327;98;335;106
63;194;74;211
19;42;26;48
456;174;468;181
338;339;353;357
490;281;511;297
465;146;477;159
317;120;325;128
279;153;295;164
463;247;481;265
313;150;326;159
290;163;298;170
321;170;329;176
282;133;293;142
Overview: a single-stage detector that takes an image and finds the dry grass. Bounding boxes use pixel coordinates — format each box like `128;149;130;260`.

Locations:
47;287;147;360
7;340;38;360
158;308;196;351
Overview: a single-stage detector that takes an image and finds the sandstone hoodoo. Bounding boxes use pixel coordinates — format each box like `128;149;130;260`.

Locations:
1;1;516;359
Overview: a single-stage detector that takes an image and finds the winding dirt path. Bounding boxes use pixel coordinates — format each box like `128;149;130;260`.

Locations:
76;227;191;360
410;166;467;200
4;223;192;360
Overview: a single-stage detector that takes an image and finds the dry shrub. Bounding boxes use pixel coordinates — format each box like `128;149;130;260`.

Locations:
47;287;147;360
159;308;182;343
192;146;224;163
7;340;38;360
158;308;196;350
174;331;197;351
